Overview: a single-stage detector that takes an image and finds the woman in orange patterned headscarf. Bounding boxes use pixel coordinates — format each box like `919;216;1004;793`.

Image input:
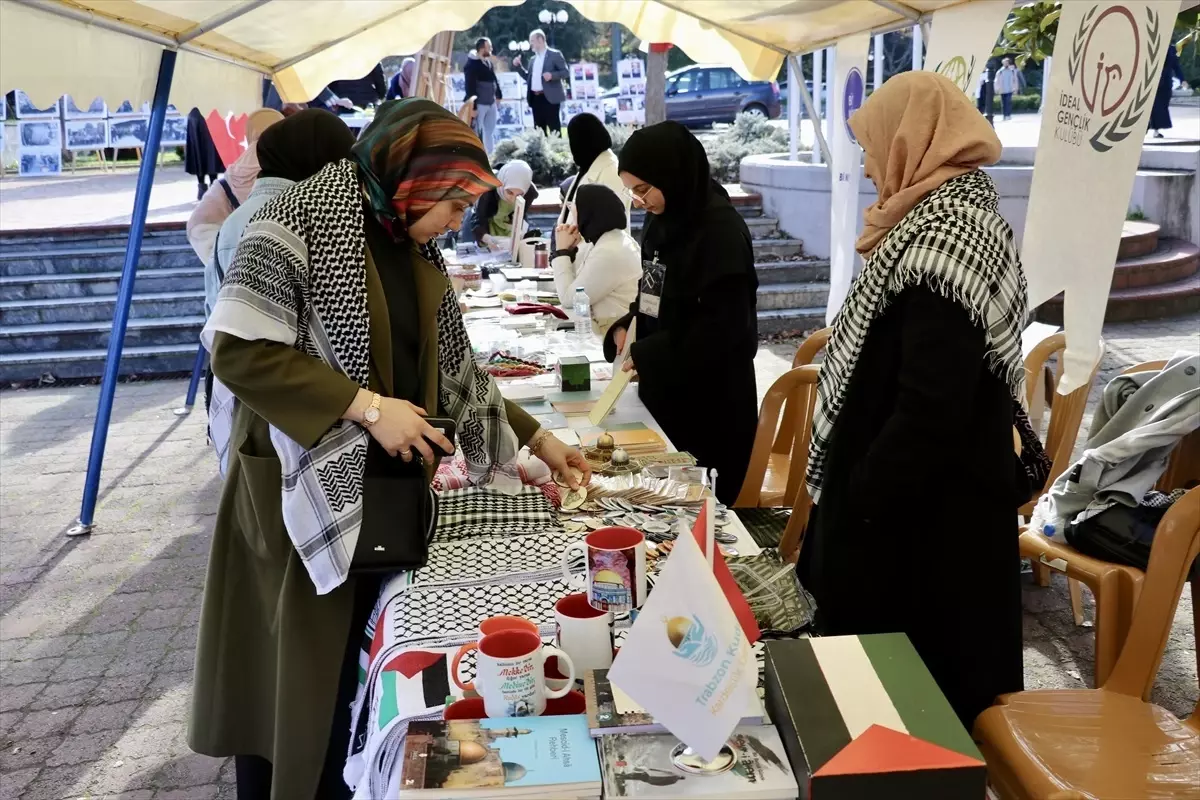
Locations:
193;99;589;800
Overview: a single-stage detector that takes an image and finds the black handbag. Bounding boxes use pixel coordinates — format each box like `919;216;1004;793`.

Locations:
352;438;438;573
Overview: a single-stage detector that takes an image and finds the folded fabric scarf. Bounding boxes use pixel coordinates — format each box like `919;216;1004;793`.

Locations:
806;171;1028;502
203;157;518;595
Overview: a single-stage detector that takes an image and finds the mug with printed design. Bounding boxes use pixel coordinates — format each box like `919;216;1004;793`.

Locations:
560;526;647;613
451;629;575;718
554;591;615;675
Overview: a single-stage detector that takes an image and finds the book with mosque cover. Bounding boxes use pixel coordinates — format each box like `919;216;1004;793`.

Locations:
397;715;601;799
599;725;798;799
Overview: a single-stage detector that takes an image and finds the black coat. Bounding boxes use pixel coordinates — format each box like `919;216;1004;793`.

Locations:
1150;46;1186;130
603;188;759;504
464;57;503;106
797;284;1024;729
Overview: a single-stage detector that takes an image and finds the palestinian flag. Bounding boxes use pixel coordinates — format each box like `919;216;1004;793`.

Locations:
764;634;986;799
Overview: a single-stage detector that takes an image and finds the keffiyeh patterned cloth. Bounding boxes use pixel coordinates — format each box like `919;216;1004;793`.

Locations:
806;171;1028;502
202;158;517;595
433;485;563;542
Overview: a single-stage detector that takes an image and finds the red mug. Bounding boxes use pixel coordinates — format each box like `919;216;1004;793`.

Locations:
560;526;647;613
451;629;575;717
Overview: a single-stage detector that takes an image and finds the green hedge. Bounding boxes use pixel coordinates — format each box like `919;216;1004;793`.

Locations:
988;93;1042;114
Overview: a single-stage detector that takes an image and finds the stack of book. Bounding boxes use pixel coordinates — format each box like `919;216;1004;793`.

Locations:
584;670;799;800
396;716;601;799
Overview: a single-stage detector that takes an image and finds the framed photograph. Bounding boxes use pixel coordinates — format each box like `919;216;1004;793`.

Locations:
14;91;59;119
495;125;523;143
63;96;107;119
584;65;596;81
496;100;521;126
139;101;179;115
109;100;138;117
499;72;523;97
631;61;643;78
573;65;585;81
64;120;108;150
19;151;62;176
110;117;150;148
447;73;466;102
620;62;632;79
160;116;187;147
19;120;61;149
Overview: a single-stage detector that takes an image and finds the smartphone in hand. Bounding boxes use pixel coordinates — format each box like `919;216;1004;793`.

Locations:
424;417;457;458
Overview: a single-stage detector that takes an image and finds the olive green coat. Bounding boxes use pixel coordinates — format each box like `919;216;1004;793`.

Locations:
189;247;538;800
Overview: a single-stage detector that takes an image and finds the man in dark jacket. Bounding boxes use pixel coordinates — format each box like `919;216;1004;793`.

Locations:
514;28;569;134
325;63;387;111
464;37;503;153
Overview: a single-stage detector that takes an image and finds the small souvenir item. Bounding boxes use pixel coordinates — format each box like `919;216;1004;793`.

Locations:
596;432;616;452
562;486;588;511
560;527;647;613
610;447;631;466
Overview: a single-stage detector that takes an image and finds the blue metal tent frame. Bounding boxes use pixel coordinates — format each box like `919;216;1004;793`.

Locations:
69;49;178;535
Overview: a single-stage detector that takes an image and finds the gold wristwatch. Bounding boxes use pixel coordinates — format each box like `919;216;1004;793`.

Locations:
362;392;382;428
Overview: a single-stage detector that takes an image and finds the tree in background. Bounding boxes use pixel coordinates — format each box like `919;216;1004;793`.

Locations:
1175;8;1200;88
453;1;602;63
992;2;1059;70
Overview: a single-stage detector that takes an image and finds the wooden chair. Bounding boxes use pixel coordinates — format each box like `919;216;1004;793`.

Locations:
975;487;1200;800
734;327;829;511
1019;360;1198;690
1020;334;1104;625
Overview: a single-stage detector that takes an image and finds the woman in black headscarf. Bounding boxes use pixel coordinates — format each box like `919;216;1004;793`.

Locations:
558;113;629;228
552;184;642;335
185;107;225;200
603;121;759;504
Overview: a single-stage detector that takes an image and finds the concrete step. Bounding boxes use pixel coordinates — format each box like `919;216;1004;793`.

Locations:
757;281;829;311
1111;238;1199;290
753;239;805;260
0;267;205;301
0;316;203;355
1037;272;1200;324
0;222;189;250
0;343;198;383
755;260;829;285
757;307;827;336
0;291;204;325
1117;220;1161;260
0;242;198;277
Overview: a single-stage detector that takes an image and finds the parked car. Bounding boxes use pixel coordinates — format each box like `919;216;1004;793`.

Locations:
666;64;780;126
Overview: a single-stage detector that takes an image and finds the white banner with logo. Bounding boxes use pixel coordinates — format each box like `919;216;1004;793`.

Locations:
1023;0;1180;392
924;0;1015;94
826;33;871;324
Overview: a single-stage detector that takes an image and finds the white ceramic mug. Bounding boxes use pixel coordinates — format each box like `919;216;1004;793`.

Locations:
560;526;647;613
451;630;575;717
555;592;615;676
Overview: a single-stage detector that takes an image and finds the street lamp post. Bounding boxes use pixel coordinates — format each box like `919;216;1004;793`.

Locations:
537;8;569;48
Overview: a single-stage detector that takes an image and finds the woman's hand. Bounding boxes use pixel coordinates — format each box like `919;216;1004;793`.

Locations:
611;325;627;355
344;390;454;463
621;354;636;373
555;223;580;250
533;434;592;490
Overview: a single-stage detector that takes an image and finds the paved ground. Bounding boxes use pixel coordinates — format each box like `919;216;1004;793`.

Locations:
1;312;1197;798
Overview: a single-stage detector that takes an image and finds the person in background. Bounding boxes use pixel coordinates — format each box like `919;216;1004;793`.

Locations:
797;72;1027;729
471;160;538;248
604;122;759;504
190;98;590;800
994;57;1025;121
386;57;417;101
465;37;504;154
186;108;283;266
558;112;628;230
1150;42;1188;138
552;184;642;335
327;62;387;110
185;107;225;200
514;28;568;134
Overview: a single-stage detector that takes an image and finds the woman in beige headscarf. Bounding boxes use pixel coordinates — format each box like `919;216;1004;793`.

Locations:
185;108;283;265
797;71;1037;729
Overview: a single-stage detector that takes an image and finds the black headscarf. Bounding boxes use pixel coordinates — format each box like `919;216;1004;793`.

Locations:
617;121;723;232
566;113;612;202
256;108;357;182
575;184;627;244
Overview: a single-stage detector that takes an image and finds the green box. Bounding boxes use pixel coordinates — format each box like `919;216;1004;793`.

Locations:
556;355;591;393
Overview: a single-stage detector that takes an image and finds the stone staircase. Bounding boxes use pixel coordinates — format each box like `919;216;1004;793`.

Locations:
0;193;826;383
526;194;827;337
0;223;203;383
1035;221;1200;324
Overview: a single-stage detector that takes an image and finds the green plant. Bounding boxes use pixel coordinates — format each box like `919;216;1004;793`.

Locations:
492;124;636;186
702;113;791;183
989;93;1042;114
994;2;1061;67
1126;207;1147;221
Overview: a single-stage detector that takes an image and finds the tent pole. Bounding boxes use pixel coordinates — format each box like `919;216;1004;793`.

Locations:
70;48;178;537
787;54;801;161
174;346;207;417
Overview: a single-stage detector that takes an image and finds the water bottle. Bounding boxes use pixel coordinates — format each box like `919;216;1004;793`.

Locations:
573;287;591;340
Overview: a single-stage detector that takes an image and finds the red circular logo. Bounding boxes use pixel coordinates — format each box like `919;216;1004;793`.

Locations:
1080;6;1140;117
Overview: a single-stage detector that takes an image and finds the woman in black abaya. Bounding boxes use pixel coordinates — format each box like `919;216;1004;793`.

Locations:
603;122;758;504
185;108;225;200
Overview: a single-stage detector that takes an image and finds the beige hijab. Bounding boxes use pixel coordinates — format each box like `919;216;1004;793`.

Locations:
849;71;1002;255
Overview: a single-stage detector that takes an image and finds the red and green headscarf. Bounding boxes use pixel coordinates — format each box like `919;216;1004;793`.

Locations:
350;98;500;239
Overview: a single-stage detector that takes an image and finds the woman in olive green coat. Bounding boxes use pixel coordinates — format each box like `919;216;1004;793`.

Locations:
190;99;590;800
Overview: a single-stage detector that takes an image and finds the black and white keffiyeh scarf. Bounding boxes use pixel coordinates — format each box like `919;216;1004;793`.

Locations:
203;159;517;595
806;171;1028;502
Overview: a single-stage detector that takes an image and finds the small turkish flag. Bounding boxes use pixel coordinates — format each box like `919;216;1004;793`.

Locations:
692;497;760;643
204;110;249;169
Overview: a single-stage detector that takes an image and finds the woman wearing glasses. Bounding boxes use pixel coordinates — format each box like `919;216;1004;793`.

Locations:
602;121;759;504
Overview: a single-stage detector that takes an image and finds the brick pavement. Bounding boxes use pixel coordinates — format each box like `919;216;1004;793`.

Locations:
0;314;1197;798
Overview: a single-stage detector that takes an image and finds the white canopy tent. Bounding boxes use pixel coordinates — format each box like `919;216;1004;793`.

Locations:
0;0;985;533
2;0;978;112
